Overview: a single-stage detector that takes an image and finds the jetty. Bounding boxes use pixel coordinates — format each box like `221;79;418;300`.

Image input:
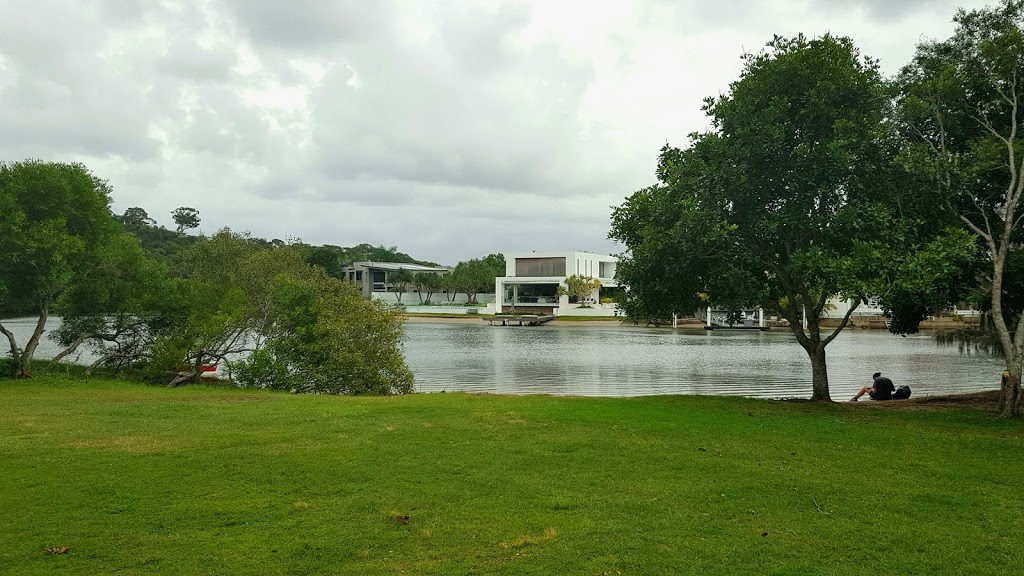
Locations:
485;314;556;326
704;323;771;331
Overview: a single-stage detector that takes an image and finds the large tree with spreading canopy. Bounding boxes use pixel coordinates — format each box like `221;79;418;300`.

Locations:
611;35;974;401
0;160;125;377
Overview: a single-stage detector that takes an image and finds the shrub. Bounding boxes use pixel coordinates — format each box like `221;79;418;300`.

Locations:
230;349;295;391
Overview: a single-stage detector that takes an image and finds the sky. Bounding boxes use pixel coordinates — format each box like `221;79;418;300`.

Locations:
0;0;996;265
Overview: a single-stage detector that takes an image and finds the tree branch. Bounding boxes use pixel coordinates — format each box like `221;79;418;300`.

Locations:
823;299;860;347
0;321;20;362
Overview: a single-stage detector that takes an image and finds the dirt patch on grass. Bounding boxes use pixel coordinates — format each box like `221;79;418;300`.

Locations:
852;390;1001;412
69;435;182;453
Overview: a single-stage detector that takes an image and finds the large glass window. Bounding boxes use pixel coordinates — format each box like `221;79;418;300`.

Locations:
509;283;559;305
599;261;616;279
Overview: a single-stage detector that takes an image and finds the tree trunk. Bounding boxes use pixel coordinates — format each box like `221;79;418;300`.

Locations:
0;321;23;377
999;364;1022;418
806;344;831;402
21;310;49;375
168;353;205;387
49;332;98;367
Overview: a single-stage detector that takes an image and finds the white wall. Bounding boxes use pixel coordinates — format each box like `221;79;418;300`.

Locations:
822;298;886;319
504;250;617;282
372;292;495;305
556;303;622;317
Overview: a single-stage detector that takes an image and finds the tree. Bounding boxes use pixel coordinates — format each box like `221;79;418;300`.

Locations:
171;207;201;234
151;228;304;386
482;253;506;277
611;35;916;402
304;245;341;277
449;260;496;304
413;271;443;304
233;272;414;395
441;273;459;302
558;275;601;304
389;268;414;304
48;233;174;373
333;243;436;266
0;160;122;377
120;207;156;227
897;0;1024;417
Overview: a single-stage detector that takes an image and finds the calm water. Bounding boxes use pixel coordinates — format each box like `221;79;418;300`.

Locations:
2;317;1004;399
402;321;1004;399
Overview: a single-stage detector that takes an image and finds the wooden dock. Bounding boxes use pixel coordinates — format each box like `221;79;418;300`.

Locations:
704;324;771;331
485;314;556;326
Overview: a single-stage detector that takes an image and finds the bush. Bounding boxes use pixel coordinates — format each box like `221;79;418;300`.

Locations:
269;274;414;395
600;298;615;304
230;349;295;391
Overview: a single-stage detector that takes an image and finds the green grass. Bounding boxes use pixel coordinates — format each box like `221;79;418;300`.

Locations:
1;372;1021;575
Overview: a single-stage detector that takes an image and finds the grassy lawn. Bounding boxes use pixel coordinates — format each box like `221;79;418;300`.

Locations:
1;372;1021;575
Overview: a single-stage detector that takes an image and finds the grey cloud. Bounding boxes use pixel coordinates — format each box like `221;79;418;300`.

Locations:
96;0;149;25
807;0;962;20
221;0;397;49
304;24;594;199
156;38;239;82
2;0;993;266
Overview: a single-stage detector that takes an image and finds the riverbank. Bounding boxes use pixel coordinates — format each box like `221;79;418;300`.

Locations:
1;373;1019;575
402;314;627;327
402;314;980;331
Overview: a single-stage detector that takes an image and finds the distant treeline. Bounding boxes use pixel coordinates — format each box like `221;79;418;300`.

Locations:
114;206;440;278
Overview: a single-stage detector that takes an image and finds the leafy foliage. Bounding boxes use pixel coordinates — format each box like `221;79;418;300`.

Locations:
0;160;124;376
233;272;413;394
388;268;415;304
611;35;918;401
558;275;601;303
447;255;504;303
119;207;156;227
171;207;201;233
412;271;443;304
896;0;1024;416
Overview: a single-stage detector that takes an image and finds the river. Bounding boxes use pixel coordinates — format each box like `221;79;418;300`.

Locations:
1;317;1003;399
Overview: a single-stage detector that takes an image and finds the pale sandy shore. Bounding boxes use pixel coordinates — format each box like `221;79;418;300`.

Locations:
401;315;631;328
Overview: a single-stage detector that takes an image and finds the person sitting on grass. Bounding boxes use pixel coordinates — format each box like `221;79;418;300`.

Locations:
851;372;895;402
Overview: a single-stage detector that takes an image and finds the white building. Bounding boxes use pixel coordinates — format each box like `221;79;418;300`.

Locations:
341;261;450;299
495;251;619;315
822;297;886;319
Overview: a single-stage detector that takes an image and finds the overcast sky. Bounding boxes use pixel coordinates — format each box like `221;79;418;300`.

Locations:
0;0;994;265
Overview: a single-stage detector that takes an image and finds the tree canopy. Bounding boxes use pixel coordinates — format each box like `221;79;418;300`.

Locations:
610;35;972;401
171;206;201;234
558;275;601;304
896;0;1024;416
0;160;124;377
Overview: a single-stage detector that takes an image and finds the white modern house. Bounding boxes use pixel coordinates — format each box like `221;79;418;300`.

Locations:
495;251;619;315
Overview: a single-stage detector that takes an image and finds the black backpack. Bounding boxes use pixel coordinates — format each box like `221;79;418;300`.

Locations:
893;385;912;400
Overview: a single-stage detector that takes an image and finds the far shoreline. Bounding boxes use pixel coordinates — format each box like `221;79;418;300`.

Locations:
400;314;979;331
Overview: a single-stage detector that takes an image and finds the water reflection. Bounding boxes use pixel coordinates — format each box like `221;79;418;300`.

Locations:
404;322;1003;399
1;317;1004;399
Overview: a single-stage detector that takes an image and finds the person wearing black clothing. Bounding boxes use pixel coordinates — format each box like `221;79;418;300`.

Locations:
851;372;895;401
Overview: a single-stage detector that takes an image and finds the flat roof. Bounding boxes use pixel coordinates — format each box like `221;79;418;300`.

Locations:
347;261;449;272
